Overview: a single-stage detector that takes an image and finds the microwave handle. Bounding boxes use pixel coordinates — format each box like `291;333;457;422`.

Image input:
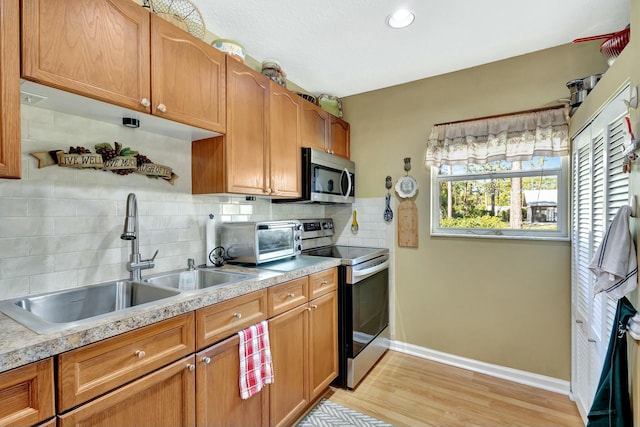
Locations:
341;168;352;200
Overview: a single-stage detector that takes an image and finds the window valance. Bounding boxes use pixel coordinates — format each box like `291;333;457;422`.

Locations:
424;107;569;167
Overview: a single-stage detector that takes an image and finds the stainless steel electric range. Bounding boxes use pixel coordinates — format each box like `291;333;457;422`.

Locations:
299;218;390;389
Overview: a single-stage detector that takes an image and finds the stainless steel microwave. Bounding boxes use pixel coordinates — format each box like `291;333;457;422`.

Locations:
218;220;302;264
274;148;355;204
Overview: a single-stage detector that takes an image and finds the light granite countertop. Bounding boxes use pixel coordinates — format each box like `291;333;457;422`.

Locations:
0;256;341;374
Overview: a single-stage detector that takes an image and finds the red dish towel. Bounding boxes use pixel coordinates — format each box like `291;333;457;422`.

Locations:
238;320;274;399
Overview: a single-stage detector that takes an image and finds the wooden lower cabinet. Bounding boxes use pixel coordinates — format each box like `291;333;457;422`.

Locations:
309;291;338;399
0;358;55;427
268;273;338;427
269;304;310;427
58;355;196;427
196;335;268;427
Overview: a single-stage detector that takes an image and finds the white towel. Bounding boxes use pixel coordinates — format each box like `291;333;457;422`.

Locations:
589;205;638;300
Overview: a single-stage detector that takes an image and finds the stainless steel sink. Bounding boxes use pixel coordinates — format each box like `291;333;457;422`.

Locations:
0;280;181;334
143;269;256;291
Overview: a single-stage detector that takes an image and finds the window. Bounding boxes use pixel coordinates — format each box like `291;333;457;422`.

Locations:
425;107;569;240
431;156;568;238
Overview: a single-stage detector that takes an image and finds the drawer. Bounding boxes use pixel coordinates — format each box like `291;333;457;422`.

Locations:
57;312;195;412
309;268;337;300
196;289;267;349
0;358;54;427
267;276;308;317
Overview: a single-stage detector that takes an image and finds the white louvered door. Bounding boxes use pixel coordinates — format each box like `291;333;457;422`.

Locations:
571;87;629;421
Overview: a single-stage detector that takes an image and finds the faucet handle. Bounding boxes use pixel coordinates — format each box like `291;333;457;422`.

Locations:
149;249;159;262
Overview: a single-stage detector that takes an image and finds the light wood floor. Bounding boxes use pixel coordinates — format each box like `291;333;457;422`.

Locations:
326;350;584;427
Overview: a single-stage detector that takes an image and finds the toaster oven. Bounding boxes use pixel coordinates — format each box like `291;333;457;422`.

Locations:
218;221;302;264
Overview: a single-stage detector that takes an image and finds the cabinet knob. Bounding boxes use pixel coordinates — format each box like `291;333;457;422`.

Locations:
287;293;295;298
306;307;312;312
135;350;146;359
202;356;211;365
140;98;151;108
311;304;318;310
187;364;196;372
320;280;328;286
233;312;242;319
157;103;167;113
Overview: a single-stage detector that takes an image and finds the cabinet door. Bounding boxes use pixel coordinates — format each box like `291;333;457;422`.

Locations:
226;60;270;195
0;0;20;179
151;15;226;133
58;356;196;427
57;313;195;411
300;102;330;153
0;358;54;427
330;116;350;159
269;83;302;197
309;291;338;399
21;0;151;112
268;305;309;427
196;335;268;427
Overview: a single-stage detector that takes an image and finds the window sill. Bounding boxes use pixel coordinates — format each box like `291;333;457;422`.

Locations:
430;230;570;242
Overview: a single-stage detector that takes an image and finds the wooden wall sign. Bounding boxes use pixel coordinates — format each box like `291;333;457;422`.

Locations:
30;142;178;185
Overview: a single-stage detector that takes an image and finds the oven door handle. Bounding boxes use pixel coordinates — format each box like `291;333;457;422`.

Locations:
352;259;390;281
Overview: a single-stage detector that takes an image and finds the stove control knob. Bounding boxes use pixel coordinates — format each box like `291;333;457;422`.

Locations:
297;245;302;251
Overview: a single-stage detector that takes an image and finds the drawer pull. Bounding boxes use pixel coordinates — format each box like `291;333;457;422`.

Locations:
187;364;196;372
202;356;211;365
287;293;295;298
135;350;146;359
320;280;328;286
233;312;242;319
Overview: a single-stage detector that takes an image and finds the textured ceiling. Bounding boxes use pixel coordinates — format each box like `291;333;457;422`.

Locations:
189;0;630;98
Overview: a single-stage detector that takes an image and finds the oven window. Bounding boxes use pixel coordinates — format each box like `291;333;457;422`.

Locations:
350;269;389;357
257;228;293;254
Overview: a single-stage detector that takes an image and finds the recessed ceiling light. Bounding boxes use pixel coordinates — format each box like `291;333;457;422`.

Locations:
386;8;415;29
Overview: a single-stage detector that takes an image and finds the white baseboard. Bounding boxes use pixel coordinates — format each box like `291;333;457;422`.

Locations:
390;340;571;396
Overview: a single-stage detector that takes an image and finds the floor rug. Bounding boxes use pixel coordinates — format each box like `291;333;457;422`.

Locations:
297;399;394;427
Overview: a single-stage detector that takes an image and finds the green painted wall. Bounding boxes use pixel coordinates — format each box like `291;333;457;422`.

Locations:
341;41;608;380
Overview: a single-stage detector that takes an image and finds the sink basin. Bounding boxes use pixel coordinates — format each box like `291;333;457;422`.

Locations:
0;280;181;334
143;269;256;291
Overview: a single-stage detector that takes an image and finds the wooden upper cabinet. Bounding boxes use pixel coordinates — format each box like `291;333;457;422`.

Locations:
269;82;302;198
21;0;226;133
21;0;151;112
0;0;21;179
330;115;350;159
226;59;270;195
0;358;55;427
150;15;225;133
300;102;330;154
300;100;350;159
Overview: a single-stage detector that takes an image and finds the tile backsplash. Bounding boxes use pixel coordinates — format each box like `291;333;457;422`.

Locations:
0;105;392;300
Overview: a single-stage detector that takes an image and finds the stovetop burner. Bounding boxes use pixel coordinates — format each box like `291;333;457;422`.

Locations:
303;245;388;266
299;218;388;265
